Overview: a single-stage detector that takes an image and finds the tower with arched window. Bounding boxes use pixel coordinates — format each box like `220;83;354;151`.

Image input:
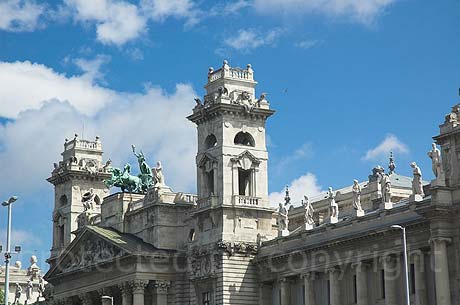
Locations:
187;60;276;304
47;135;110;267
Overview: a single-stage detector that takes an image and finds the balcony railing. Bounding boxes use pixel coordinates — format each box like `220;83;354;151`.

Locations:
197;195;218;209
233;195;260;206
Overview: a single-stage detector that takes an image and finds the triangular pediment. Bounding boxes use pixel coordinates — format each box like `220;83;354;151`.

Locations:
231;150;260;169
46;226;157;279
197;153;218;168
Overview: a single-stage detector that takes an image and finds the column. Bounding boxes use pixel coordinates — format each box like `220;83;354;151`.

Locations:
78;293;92;305
258;282;272;305
131;280;148;305
412;250;427;305
354;262;368;305
432;238;452;305
302;272;316;305
328;268;340;305
382;256;397;305
279;278;291;305
119;282;133;305
154;280;170;305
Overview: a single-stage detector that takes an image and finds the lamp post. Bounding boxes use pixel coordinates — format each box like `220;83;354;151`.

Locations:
2;196;17;305
101;295;114;305
391;224;410;305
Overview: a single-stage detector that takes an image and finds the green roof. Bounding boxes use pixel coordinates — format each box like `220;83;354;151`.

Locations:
86;225;161;254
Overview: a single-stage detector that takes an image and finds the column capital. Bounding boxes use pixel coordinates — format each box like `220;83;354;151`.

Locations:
78;293;92;305
326;266;341;275
429;237;452;246
118;281;132;294
300;271;317;280
130;280;148;293
97;287;112;297
379;254;397;265
154;280;171;293
278;277;291;284
351;261;370;269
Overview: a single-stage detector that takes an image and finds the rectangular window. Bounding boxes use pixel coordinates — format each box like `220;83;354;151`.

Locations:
410;263;416;294
381;269;386;299
353;275;357;304
238;168;252;196
202;292;210;305
327;280;331;305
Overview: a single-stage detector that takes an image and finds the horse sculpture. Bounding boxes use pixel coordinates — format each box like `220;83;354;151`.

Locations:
105;164;143;193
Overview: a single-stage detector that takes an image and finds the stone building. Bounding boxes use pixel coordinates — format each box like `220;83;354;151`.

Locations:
44;61;460;305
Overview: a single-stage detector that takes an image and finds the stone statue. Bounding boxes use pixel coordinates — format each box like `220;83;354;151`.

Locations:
27;255;40;279
302;195;314;226
25;279;33;303
277;202;289;233
81;188;96;211
352;180;363;211
153;161;165;186
15;260;22;269
14;283;22;305
326;187;338;222
37;275;45;299
410;162;424;196
381;173;392;204
428;143;443;178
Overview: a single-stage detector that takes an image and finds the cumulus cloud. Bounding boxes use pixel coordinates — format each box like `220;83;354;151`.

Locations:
294;39;319;49
0;60;197;198
269;172;322;207
0;0;46;32
65;0;147;45
0;60;118;118
224;28;283;52
253;0;397;25
141;0;200;26
362;134;409;161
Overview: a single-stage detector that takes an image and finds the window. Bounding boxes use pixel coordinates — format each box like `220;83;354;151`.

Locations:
58;224;65;247
204;134;217;149
410;263;416;294
238;168;252;196
353;275;357;304
59;194;68;207
202;292;210;305
206;170;214;196
234;132;255;147
381;269;386;299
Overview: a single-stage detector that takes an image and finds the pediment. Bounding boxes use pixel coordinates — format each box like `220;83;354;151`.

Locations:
231;150;260;169
197;153;218;170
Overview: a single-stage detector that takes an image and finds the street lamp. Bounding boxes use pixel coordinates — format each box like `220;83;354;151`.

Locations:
391;224;410;305
101;296;114;305
2;196;18;305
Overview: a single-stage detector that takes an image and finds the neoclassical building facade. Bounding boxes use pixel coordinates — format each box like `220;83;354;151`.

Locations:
44;61;460;305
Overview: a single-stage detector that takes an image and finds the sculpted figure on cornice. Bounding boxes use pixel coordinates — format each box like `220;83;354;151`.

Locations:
428;143;443;178
381;173;392;204
410;162;424;196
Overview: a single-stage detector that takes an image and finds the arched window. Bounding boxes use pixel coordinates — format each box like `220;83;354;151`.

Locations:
234;132;255;147
59;195;68;207
204;134;217;149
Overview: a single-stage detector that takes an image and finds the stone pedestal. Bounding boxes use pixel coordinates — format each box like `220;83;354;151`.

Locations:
381;201;393;210
330;216;338;224
409;194;423;202
431;175;446;187
278;229;289;237
354;209;365;217
304;223;314;231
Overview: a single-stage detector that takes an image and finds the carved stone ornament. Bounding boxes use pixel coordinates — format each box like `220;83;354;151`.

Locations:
62;238;123;271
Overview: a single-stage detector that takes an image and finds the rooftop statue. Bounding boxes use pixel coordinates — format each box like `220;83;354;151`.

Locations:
104;146;158;193
352;180;363;212
428;143;443;178
411;162;424;196
326;187;338;223
302;195;315;226
381;173;392;204
277;202;289;233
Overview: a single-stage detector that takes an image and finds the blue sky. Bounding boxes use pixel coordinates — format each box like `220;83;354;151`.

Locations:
0;0;459;270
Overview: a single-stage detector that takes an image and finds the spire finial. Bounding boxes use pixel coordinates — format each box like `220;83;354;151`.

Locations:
388;151;396;174
284;185;291;205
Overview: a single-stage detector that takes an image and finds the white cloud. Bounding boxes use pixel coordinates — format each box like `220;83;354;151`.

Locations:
0;60;118;118
73;54;111;82
65;0;147;45
253;0;396;25
362;134;409;161
224;28;283;52
0;60;197;196
140;0;200;26
294;39;318;49
0;0;46;32
269;173;322;207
